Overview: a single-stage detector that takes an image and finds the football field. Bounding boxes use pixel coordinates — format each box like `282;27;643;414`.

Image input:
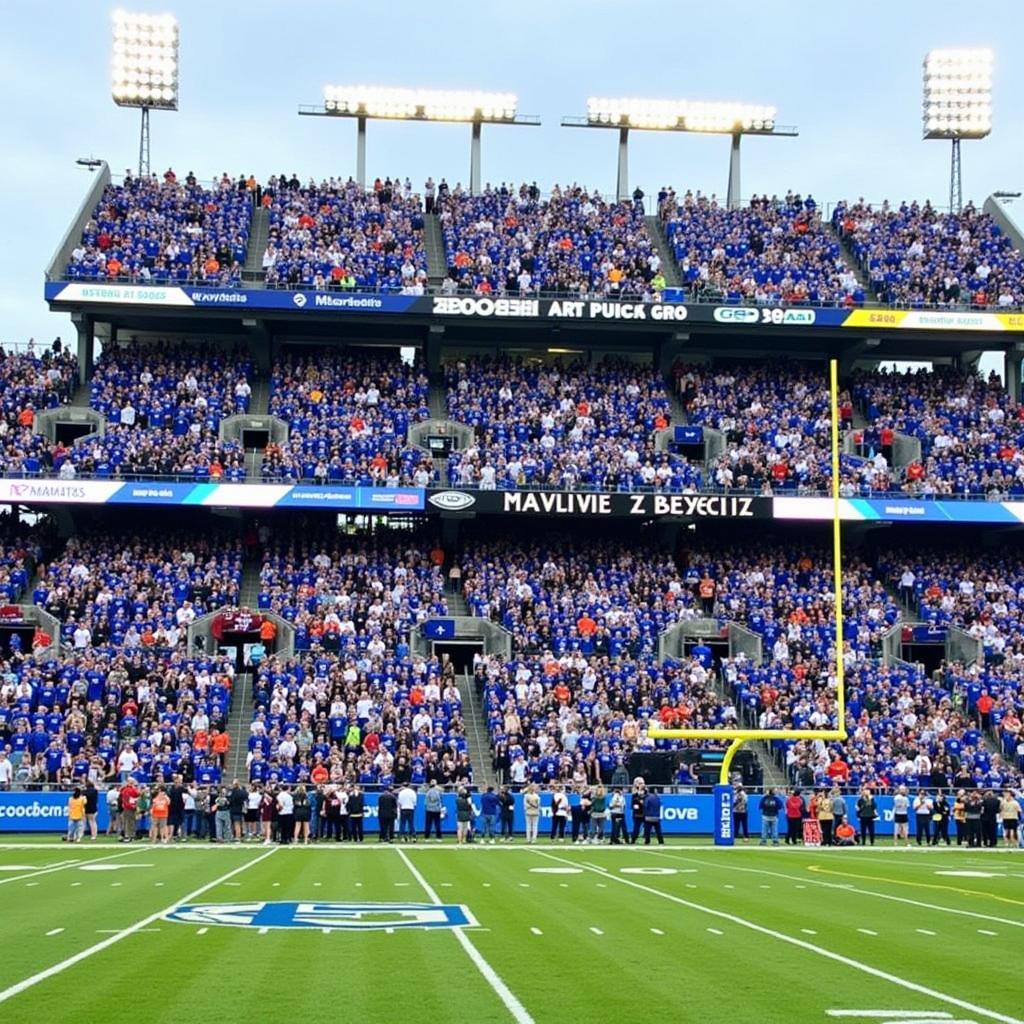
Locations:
0;838;1021;1024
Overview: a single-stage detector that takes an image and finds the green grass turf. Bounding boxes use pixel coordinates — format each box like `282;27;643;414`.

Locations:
0;838;1020;1024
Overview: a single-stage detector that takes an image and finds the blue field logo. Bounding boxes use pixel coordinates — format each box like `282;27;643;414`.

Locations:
165;901;476;931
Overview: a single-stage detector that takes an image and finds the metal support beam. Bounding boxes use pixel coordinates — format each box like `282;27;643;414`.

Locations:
950;137;962;215
355;116;367;188
727;132;741;210
470;121;482;196
139;106;151;178
1005;349;1022;404
616;127;629;201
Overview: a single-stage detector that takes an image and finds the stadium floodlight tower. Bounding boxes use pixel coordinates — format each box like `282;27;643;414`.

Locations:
111;9;179;179
299;87;540;194
562;99;797;206
923;48;993;214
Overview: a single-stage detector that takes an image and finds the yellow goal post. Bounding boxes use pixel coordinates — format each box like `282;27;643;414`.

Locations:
648;358;848;783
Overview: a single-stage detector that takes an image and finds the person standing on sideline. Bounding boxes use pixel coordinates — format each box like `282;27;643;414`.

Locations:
118;778;139;842
377;786;397;844
168;776;186;841
815;788;834;846
609;788;627;844
84;779;99;840
830;787;847;829
981;789;1001;848
348;785;365;843
785;789;805;845
229;779;247;842
245;785;261;840
66;787;86;843
275;787;294;845
397;783;418;843
964;790;983;847
524;783;541;844
892;786;911;846
931;791;951;845
629;779;647;844
590;785;607;844
481;785;499;844
952;790;967;845
642;787;664;845
733;785;749;843
106;783;121;837
550;785;568;842
214;787;233;843
855;787;877;846
151;786;171;844
913;790;933;845
499;786;515;842
292;785;311;844
759;788;782;846
424;781;444;841
1000;789;1021;847
455;787;474;845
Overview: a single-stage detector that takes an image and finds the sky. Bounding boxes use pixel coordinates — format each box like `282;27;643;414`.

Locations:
0;0;1022;348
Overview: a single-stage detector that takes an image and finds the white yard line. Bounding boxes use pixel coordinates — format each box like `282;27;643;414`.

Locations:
0;851;138;886
826;1013;954;1019
649;851;1024;931
0;849;276;1006
45;929;63;937
530;850;1024;1024
395;848;535;1024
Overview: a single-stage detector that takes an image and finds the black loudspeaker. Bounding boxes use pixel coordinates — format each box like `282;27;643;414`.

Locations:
625;752;676;786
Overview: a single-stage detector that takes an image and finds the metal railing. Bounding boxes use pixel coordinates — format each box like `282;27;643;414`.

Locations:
1;465;1019;504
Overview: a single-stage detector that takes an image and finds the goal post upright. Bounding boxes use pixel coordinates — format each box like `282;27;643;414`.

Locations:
648;358;848;784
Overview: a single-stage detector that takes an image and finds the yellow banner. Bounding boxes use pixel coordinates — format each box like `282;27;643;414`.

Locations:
842;308;1024;332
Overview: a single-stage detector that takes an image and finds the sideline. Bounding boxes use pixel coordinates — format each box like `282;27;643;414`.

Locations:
529;849;1023;1024
396;847;535;1024
0;848;277;1006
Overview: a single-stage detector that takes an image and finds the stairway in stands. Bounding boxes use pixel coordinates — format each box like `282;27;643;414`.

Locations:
224;553;263;782
243;374;270;479
644;215;683;289
242;206;269;288
444;578;496;787
423;214;447;288
824;218;874;300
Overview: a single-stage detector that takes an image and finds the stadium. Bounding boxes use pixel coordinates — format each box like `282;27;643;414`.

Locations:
1;4;1023;1023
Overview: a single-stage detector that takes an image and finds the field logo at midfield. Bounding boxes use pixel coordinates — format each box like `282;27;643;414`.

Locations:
165;901;476;931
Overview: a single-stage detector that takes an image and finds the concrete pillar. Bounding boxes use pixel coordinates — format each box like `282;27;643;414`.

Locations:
425;326;444;376
1005;349;1022;403
470;121;482;196
75;315;94;386
726;133;742;211
356;116;367;188
616;127;629;201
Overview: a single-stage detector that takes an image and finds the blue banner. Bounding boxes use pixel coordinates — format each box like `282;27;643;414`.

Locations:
421;619;456;640
0;792;109;832
674;425;704;445
911;624;948;643
713;784;734;846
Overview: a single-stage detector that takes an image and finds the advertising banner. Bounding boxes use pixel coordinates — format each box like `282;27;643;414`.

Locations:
427;489;771;519
0;790;952;838
46;281;1024;334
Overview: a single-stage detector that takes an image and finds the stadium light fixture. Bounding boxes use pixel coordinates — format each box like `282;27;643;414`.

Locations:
922;48;994;213
299;86;539;194
563;97;797;205
111;10;179;178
